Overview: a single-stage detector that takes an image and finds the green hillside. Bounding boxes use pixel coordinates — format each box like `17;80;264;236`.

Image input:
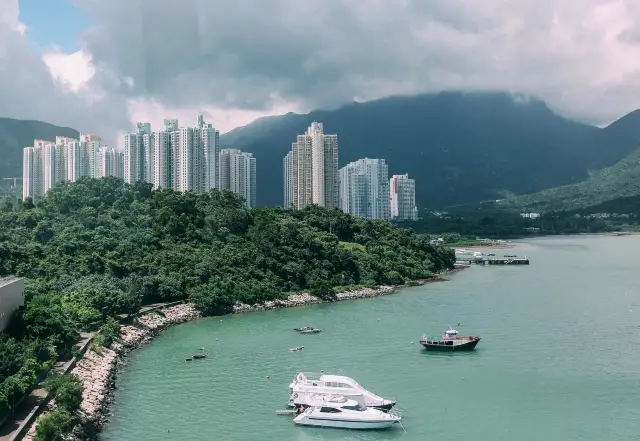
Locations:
0;118;79;179
503;148;640;212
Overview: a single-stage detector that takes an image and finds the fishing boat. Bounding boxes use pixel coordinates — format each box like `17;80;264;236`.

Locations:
289;372;396;411
292;395;401;430
419;328;480;351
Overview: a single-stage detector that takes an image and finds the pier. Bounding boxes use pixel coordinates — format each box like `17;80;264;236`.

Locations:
456;256;530;265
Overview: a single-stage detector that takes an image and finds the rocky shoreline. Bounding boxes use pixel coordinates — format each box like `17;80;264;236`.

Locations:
24;269;467;439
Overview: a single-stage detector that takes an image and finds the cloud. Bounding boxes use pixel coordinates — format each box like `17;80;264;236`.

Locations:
70;0;640;127
4;0;640;141
0;0;129;141
42;49;96;93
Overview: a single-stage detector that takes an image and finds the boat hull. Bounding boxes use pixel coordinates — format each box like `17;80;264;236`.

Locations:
419;338;480;351
289;400;396;413
294;416;398;429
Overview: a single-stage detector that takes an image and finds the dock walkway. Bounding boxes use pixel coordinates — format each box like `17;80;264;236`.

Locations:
456;256;530;265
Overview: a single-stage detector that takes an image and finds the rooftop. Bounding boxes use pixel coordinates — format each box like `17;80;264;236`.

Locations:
0;276;23;288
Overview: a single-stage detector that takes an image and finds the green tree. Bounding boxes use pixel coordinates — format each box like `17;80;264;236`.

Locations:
33;409;76;441
43;374;84;413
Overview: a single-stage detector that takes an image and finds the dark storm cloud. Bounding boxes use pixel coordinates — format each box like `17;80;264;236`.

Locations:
3;0;640;135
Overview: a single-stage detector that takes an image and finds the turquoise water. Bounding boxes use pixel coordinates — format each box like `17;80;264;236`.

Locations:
101;235;640;441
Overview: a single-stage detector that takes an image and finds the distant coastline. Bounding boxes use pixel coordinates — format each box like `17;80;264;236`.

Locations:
27;268;466;440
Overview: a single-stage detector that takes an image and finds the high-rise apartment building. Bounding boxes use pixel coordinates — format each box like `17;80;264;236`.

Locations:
339;158;390;220
389;174;418;221
82;134;102;178
284;122;339;210
98;147;118;178
195;113;220;192
23;146;43;200
153;128;173;189
123;122;150;184
219;149;256;207
54;136;74;185
41;141;56;194
173;126;194;192
283;151;293;208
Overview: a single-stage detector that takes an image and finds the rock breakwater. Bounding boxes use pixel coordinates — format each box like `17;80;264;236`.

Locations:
232;285;396;313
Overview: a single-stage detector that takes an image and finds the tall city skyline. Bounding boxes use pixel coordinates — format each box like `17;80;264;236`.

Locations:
339;158;390;220
282;122;419;221
23;135;123;199
22;114;259;207
123;115;221;195
283;122;339;210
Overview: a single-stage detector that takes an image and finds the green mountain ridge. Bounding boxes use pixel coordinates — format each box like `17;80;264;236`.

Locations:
221;91;640;208
0;118;79;179
503;147;640;213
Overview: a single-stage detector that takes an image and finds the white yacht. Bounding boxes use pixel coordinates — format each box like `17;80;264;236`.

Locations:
293;395;401;430
289;372;396;411
289;391;367;409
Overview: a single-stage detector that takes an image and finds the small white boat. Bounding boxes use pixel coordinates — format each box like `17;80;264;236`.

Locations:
289;372;396;411
293;395;401;430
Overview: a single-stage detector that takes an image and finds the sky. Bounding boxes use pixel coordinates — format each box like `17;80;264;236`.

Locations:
4;0;640;146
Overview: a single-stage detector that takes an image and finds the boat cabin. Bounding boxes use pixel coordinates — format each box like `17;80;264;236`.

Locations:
444;329;459;339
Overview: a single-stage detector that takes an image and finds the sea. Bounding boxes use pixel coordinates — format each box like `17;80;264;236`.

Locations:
101;235;640;441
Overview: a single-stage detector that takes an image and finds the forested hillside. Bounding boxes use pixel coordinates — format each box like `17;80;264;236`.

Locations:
0;178;454;420
504;148;640;212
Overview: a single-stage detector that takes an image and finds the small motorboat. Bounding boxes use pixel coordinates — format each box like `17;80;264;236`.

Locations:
292;395;401;430
294;327;321;334
290;346;305;352
419;328;480;351
192;353;208;359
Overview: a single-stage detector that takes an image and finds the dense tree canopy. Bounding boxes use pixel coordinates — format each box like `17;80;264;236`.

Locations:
0;177;455;419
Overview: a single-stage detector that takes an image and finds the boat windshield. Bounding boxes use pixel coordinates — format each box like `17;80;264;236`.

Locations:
341;405;365;411
319;407;342;413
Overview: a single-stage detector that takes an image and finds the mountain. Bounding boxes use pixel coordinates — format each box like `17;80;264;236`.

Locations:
0;118;79;179
221;92;640;208
502;147;640;213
